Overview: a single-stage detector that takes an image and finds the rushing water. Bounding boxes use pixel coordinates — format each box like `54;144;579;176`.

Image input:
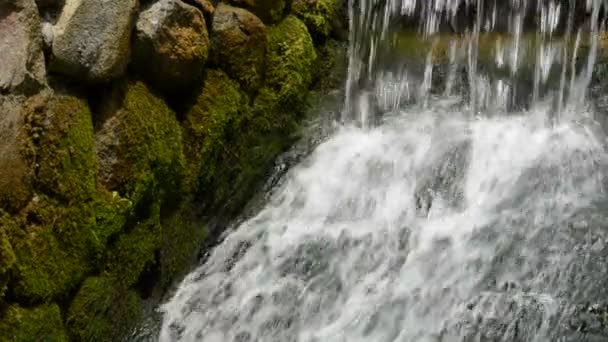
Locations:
159;1;608;341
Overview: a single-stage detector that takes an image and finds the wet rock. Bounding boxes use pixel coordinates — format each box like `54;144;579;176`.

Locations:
134;0;210;91
50;0;138;82
211;3;267;93
0;0;47;95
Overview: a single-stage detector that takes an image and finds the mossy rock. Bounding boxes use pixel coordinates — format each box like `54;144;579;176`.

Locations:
159;200;208;289
67;276;142;341
265;15;317;109
313;39;348;92
105;201;162;287
292;0;336;41
228;0;286;24
0;303;68;341
96;81;185;208
182;69;248;194
8;196;98;303
0;223;16;299
91;189;133;256
36;93;97;203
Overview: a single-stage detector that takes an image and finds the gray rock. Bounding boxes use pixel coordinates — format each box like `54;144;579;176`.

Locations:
134;0;210;91
211;4;266;92
50;0;138;83
0;0;47;95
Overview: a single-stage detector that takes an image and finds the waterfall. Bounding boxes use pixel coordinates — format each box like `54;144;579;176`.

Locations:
159;1;608;341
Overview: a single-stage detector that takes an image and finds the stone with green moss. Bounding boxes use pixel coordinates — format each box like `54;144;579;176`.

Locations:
105;201;162;287
0;223;16;299
36;93;97;203
265;15;317;109
0;303;68;341
95;81;185;209
8;196;98;303
91;189;133;258
66;276;142;341
211;4;267;93
229;0;286;24
159;200;208;289
182;69;248;194
292;0;336;41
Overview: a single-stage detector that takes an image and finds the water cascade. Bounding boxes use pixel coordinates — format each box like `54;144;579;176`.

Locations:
160;0;608;341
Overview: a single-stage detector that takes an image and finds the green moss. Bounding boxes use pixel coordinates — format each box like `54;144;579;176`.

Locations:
8;196;98;303
96;81;185;208
182;70;248;194
159;201;208;289
91;189;133;257
105;201;161;287
0;303;68;341
233;0;286;24
0;223;16;299
66;276;142;341
313;39;348;92
265;15;317;109
291;0;336;41
37;94;97;203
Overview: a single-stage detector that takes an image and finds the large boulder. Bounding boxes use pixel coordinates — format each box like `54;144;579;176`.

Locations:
211;4;267;93
134;0;210;92
0;0;47;94
50;0;138;82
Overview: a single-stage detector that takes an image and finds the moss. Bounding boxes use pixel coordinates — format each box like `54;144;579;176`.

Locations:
96;81;185;209
159;201;208;289
91;189;133;257
66;276;142;341
8;196;98;303
231;0;286;24
0;223;16;299
105;201;161;287
182;70;248;194
37;94;97;203
265;15;317;109
0;303;68;341
291;0;336;41
313;39;348;92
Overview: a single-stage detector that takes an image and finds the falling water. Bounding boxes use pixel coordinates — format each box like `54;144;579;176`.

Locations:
159;1;608;341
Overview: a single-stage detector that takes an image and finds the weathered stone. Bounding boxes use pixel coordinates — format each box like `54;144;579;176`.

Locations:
0;93;49;213
134;0;210;91
227;0;285;24
0;0;47;94
211;4;267;93
190;0;214;24
50;0;138;82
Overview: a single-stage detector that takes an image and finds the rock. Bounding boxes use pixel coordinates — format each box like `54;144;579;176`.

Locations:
291;0;336;41
95;81;184;206
228;0;286;24
190;0;214;24
66;276;142;341
50;0;138;82
211;4;267;93
263;15;317;108
134;0;210;92
35;0;64;10
0;303;68;341
0;93;48;213
0;0;47;94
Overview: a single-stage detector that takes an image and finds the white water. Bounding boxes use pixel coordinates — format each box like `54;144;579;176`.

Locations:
159;0;608;341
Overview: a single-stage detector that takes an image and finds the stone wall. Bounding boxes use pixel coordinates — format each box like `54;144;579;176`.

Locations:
0;0;346;339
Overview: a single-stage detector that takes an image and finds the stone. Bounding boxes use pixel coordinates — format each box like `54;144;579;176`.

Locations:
0;0;47;95
50;0;138;82
190;0;214;24
227;0;285;24
134;0;210;91
211;4;267;93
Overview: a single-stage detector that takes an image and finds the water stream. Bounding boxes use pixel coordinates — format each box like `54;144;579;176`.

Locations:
159;1;608;341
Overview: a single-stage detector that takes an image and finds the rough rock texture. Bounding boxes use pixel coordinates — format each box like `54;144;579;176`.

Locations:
134;0;210;91
190;0;215;24
228;0;286;24
50;0;138;82
292;0;336;41
211;4;267;93
0;0;47;94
